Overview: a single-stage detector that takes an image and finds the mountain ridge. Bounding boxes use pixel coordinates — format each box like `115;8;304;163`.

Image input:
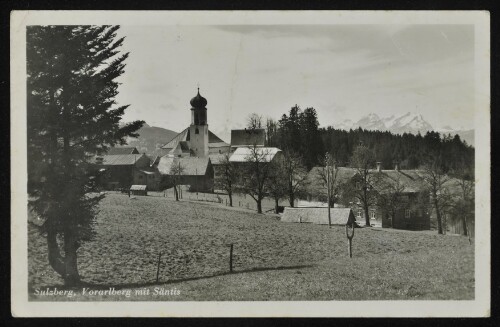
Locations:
332;112;474;146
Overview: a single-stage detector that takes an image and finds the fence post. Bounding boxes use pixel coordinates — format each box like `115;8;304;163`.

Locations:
229;244;233;273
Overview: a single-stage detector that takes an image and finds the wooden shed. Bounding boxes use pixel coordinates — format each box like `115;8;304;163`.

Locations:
130;184;147;196
281;207;356;226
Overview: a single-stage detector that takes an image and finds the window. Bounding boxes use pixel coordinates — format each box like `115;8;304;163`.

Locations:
195;128;199;134
357;209;363;219
370;210;376;220
405;209;411;219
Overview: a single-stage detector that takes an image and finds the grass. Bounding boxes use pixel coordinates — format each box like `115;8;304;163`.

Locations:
28;193;474;301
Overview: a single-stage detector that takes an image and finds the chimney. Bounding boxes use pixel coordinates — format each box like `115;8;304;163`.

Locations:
394;161;400;171
376;161;382;172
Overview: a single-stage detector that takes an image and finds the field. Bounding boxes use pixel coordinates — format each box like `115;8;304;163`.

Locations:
28;193;474;301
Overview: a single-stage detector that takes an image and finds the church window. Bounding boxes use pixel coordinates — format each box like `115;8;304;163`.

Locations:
370;210;376;220
405;209;411;219
195;128;199;134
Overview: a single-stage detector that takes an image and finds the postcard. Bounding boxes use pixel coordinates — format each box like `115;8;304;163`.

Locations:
11;10;490;317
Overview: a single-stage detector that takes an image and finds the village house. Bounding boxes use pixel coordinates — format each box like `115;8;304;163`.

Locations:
92;152;159;191
156;156;214;192
303;162;431;230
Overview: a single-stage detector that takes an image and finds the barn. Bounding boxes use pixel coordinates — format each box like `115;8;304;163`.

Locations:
281;207;356;226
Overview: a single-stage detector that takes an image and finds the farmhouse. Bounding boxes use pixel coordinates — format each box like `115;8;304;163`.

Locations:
93;153;154;191
303;162;432;230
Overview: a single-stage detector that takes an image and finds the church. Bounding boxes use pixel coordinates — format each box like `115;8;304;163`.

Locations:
155;89;230;192
154;88;282;192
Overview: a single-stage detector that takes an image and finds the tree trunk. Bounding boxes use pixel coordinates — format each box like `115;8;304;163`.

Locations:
289;192;295;208
364;204;370;227
329;196;335;208
257;199;262;214
462;215;468;236
63;226;80;286
274;198;279;214
435;204;443;234
173;185;179;201
47;228;66;277
228;192;233;207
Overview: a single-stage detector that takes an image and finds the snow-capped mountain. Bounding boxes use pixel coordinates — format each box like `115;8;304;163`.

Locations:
333;112;433;134
332;112;474;146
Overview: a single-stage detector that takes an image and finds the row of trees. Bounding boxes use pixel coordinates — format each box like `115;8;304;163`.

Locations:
214;147;308;214
265;106;474;174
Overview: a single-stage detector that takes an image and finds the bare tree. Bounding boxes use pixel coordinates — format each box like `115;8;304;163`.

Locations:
376;174;407;228
345;145;382;227
214;152;236;207
281;151;308;207
247;113;263;130
267;159;287;213
238;145;275;213
315;154;342;208
451;166;474;238
421;163;453;235
169;161;185;201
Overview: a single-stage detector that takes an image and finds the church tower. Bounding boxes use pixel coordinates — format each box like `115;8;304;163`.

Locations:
188;88;209;157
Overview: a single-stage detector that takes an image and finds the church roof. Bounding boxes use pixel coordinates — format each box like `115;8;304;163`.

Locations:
161;128;229;150
157;156;211;176
231;129;266;147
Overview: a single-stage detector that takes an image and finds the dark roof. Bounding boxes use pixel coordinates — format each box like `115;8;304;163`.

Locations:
93;154;147;166
157;156;211;176
281;207;355;225
107;147;139;155
230;129;265;147
304;166;432;197
161;128;229;149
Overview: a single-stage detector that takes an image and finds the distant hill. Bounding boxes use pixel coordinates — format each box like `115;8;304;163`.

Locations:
124;123;178;156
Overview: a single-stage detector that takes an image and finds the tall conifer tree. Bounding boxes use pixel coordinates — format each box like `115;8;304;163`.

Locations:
27;25;144;285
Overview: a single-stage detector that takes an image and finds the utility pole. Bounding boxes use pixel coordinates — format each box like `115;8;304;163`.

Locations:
326;152;331;228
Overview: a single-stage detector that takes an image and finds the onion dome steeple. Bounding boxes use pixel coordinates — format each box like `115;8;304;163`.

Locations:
190;87;208;125
190;87;208;109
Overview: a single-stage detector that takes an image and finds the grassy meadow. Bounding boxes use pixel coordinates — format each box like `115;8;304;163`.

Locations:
28;193;474;301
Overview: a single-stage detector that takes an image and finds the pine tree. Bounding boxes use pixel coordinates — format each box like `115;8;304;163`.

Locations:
27;26;144;285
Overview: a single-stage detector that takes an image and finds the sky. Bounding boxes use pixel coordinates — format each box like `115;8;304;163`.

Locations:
115;24;474;141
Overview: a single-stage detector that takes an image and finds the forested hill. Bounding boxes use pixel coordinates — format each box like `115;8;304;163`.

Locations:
124;123;178;156
265;105;474;173
319;127;474;172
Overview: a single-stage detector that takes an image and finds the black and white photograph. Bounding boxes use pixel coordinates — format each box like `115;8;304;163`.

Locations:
10;11;490;317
